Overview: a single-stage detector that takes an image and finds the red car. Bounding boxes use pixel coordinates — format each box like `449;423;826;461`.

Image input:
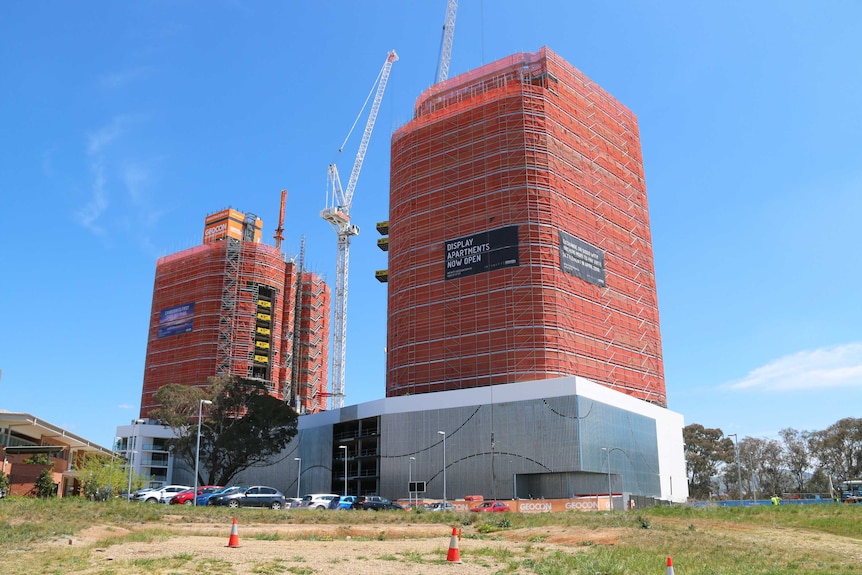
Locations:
469;501;511;512
170;486;224;505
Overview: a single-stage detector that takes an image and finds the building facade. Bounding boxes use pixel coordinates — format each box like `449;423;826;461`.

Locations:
1;411;113;497
234;376;688;504
140;208;330;416
387;47;665;405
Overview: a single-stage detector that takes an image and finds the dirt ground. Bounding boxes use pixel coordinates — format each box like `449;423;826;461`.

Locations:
63;521;621;575
52;516;862;575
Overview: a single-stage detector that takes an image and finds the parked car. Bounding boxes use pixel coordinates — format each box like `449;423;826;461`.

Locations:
427;501;456;512
328;495;356;510
196;485;242;507
351;496;404;511
300;493;339;510
124;488;151;501
208;485;287;509
134;485;192;504
469;501;511;512
285;497;303;509
169;485;223;505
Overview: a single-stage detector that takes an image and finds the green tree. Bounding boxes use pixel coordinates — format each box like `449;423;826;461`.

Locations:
78;452;129;501
23;454;50;465
151;375;299;486
683;423;734;500
34;469;56;498
809;417;862;483
779;427;812;493
746;437;788;498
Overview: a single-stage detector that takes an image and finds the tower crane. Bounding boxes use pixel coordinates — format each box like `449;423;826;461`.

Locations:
321;50;398;409
436;0;458;83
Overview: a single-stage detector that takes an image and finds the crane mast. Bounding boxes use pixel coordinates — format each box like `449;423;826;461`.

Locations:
437;0;458;83
273;189;286;250
321;50;398;409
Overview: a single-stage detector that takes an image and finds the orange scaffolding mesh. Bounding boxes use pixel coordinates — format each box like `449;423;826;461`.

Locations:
141;236;331;416
386;47;665;406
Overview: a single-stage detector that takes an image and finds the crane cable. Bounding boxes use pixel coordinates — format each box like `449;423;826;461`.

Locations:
339;65;386;154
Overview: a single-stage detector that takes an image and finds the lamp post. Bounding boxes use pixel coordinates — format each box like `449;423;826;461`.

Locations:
408;456;416;507
602;447;612;510
339;445;348;497
602;447;627;511
729;433;743;504
126;418;145;502
437;431;446;503
294;457;302;499
193;400;213;506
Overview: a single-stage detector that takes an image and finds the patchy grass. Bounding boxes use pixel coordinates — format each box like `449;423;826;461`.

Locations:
0;497;861;574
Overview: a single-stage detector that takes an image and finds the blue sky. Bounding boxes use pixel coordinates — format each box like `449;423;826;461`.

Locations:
2;1;861;449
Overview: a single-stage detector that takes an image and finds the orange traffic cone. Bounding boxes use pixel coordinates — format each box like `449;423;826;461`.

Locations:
666;557;675;575
446;526;462;563
227;517;240;548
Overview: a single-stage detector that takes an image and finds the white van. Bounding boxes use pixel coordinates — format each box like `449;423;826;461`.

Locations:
301;493;338;509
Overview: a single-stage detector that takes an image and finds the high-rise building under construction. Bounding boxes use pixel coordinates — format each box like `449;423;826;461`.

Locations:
140;208;330;418
387;47;665;406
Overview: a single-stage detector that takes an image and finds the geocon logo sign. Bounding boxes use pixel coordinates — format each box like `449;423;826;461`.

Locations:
517;501;553;513
513;498;604;513
565;500;599;511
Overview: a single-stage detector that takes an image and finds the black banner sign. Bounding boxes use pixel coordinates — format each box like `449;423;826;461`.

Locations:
445;225;519;280
559;230;606;287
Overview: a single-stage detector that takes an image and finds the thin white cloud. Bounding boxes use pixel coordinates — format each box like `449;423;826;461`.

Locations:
117;403;136;410
74;162;108;235
87;116;128;156
122;159;166;229
726;343;862;391
76;116;133;235
122;162;149;203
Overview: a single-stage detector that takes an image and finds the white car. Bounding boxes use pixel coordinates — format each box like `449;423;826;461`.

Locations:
134;485;193;504
300;493;339;509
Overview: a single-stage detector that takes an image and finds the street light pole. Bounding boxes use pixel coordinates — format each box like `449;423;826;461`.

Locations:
193;399;213;506
294;457;302;499
126;418;145;502
437;431;446;503
409;456;415;507
729;433;743;504
602;447;612;511
339;445;348;497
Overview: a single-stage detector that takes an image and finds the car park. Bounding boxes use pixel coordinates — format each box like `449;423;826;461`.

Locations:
351;496;404;511
469;501;511;512
300;493;339;509
208;485;287;509
170;485;223;505
134;485;192;504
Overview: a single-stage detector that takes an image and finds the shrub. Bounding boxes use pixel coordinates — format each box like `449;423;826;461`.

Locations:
34;469;57;498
